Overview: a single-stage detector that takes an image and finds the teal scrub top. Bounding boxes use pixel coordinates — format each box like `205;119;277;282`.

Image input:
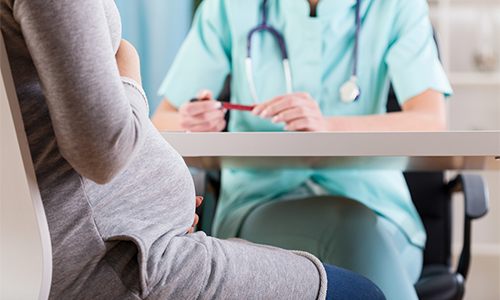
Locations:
158;0;452;248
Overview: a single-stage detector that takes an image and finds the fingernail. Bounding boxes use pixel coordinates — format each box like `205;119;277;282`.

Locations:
260;110;268;118
251;108;260;116
213;102;222;109
271;116;280;123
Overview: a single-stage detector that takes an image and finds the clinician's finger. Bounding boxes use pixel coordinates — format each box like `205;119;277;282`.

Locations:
189;118;226;132
283;118;310;131
284;117;323;132
195;89;214;100
184;108;226;125
252;96;290;118
262;95;314;118
179;109;226;131
180;100;222;117
251;94;289;116
214;119;227;132
208;118;227;132
271;106;317;124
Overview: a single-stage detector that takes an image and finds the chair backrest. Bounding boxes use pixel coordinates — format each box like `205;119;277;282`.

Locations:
404;172;452;267
387;78;452;268
0;32;52;300
385;26;452;267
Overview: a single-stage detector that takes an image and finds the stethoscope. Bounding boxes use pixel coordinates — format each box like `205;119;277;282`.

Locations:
246;0;361;104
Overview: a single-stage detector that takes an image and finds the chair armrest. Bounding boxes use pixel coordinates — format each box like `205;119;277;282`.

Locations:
447;174;489;219
191;170;207;198
446;174;490;279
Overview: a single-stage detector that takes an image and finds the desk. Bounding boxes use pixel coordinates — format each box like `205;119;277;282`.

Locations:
160;131;500;171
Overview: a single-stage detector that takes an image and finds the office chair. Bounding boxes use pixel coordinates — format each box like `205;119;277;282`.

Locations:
192;72;490;300
386;87;489;300
385;28;491;299
1;33;52;300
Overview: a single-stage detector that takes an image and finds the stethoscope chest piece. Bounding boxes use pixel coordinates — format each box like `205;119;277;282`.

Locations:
339;76;360;103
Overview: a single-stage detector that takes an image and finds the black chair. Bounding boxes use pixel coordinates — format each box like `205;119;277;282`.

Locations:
386;88;490;300
386;29;490;299
191;74;490;300
406;172;489;300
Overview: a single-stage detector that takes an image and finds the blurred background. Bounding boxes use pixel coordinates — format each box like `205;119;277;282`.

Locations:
115;0;500;299
114;0;195;115
424;2;500;300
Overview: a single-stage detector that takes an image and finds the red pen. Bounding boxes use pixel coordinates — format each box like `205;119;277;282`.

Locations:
221;102;254;111
190;98;255;111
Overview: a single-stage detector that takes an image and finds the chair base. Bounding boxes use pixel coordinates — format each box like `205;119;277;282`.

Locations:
415;265;465;300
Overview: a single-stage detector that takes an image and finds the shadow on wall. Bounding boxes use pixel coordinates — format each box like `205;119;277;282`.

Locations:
114;0;194;115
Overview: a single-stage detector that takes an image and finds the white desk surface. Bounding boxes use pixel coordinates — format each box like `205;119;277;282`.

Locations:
160;131;500;171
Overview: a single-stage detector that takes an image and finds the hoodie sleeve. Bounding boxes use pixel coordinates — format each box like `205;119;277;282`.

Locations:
14;0;149;184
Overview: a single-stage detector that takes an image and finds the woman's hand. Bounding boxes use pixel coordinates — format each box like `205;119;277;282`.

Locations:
186;196;204;234
178;89;227;132
115;39;142;85
251;92;326;132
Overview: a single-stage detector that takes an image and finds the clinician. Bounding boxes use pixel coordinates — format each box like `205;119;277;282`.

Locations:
152;0;452;299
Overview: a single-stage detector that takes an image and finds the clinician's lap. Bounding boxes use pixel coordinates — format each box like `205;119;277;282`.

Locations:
239;196;381;261
238;196;422;300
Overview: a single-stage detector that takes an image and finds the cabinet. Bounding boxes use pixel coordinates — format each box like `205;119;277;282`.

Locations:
428;0;500;85
427;0;500;131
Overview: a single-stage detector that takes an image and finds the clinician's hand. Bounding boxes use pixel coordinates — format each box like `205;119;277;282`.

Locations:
178;89;227;132
252;92;326;132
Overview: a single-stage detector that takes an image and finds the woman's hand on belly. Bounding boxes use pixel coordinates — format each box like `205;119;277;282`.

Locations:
251;92;326;132
186;196;204;234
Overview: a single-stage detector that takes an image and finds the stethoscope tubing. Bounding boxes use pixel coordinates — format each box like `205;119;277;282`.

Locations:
246;0;361;104
353;0;361;78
